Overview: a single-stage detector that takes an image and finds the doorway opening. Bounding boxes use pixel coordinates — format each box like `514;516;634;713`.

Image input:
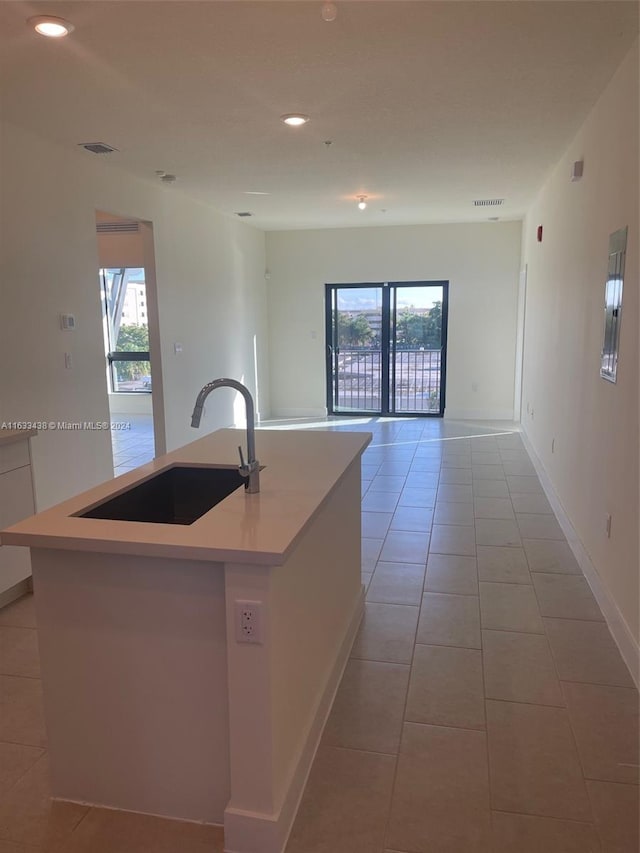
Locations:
325;281;448;417
96;213;164;475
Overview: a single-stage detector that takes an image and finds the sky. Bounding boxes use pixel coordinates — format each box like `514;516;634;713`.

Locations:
337;285;442;312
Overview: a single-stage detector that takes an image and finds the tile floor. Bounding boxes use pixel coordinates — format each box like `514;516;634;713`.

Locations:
283;416;639;853
0;416;637;852
110;413;155;476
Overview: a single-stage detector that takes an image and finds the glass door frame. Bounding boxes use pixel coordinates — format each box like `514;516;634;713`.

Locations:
325;280;449;418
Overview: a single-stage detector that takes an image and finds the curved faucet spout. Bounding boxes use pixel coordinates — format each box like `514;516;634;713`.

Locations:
190;378;260;493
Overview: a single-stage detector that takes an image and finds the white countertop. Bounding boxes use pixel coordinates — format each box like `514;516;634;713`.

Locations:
0;429;37;446
1;428;371;565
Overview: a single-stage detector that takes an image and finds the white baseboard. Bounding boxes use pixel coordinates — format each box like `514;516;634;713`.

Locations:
0;577;33;610
444;408;515;421
521;431;639;689
223;586;365;853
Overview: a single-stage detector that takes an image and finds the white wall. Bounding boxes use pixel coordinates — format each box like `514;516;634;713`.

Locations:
265;222;522;419
0;121;269;509
521;41;639;645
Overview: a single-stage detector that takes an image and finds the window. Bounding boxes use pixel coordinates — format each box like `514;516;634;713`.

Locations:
600;227;627;384
100;268;152;392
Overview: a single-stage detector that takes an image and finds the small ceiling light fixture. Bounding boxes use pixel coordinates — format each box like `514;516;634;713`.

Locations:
357;195;368;210
29;15;74;37
281;113;310;127
321;2;337;22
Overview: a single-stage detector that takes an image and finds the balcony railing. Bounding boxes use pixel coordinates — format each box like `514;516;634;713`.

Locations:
335;347;442;413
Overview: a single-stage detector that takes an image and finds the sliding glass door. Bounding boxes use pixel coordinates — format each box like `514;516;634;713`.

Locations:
325;281;448;416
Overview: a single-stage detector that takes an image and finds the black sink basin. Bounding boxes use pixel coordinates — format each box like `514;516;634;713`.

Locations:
78;465;246;525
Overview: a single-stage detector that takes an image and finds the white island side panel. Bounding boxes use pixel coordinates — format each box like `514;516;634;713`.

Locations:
31;548;230;823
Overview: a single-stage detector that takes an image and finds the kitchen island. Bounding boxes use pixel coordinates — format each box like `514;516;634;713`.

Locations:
0;428;37;606
1;427;371;853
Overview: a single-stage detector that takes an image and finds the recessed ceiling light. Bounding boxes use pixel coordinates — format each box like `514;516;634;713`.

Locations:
321;2;338;22
244;191;270;195
29;15;74;37
281;114;310;127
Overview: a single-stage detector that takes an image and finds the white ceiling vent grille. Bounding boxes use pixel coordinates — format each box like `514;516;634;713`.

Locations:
79;142;118;155
96;221;139;234
473;198;504;207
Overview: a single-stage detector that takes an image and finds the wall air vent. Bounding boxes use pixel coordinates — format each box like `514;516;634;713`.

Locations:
79;142;118;155
473;198;504;207
236;212;253;217
96;221;139;234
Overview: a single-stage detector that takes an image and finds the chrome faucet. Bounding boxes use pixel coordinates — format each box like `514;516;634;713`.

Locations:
191;378;260;493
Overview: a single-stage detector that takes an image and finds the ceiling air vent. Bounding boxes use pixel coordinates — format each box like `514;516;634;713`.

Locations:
79;142;118;155
96;221;139;234
473;198;504;207
236;212;253;217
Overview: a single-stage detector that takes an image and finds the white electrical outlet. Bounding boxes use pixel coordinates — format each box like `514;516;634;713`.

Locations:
235;600;263;644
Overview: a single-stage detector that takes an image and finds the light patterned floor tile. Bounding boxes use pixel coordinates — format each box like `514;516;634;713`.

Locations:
430;524;476;557
417;593;481;649
562;681;639;784
425;554;478;596
286;746;395;853
587;780;639;853
476;546;530;584
0;676;47;747
491;811;601;853
0;757;88;848
0;596;37;629
482;629;564;706
0;743;45;797
387;723;491;853
523;539;581;574
60;806;224;853
532;574;604;621
486;700;591;821
0;628;40;678
322;658;409;754
367;562;425;605
351;602;419;664
544;619;635;688
379;531;429;564
406;644;485;730
479;582;544;634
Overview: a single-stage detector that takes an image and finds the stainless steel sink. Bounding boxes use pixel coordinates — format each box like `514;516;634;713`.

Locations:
77;465;246;525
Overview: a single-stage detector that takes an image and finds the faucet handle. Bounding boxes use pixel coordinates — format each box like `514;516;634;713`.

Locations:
238;445;250;478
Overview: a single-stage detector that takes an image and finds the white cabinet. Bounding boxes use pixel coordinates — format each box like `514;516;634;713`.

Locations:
0;433;36;604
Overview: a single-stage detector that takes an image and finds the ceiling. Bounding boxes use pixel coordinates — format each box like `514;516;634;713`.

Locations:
1;1;637;231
